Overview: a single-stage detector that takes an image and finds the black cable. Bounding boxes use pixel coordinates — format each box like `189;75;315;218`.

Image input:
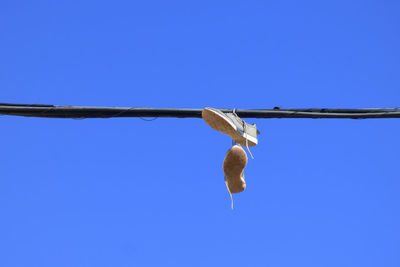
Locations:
1;103;400;119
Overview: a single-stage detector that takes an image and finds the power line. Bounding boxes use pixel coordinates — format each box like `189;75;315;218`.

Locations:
1;103;400;119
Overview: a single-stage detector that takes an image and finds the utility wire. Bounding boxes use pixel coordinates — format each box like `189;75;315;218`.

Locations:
1;103;400;119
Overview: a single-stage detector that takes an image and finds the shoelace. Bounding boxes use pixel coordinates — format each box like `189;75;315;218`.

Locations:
224;178;234;210
232;109;254;159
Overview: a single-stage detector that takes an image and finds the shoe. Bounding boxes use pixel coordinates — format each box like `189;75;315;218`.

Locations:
223;145;248;194
202;107;259;147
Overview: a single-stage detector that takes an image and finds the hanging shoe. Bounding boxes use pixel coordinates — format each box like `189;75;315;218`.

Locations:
202;107;259;147
223;145;248;194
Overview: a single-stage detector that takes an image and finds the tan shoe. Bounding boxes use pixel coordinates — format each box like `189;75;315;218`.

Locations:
223;145;248;194
202;107;259;147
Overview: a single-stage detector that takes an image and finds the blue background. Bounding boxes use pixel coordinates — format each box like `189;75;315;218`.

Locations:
1;1;400;266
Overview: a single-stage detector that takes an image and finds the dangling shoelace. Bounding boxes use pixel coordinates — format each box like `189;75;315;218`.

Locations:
225;178;234;210
232;109;254;159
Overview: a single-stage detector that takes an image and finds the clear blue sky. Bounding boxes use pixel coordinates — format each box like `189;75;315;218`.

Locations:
1;1;400;266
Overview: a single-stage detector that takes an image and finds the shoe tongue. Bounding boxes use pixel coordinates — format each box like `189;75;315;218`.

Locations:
226;113;242;126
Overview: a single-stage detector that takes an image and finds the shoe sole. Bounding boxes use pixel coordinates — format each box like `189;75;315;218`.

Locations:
202;108;257;147
223;145;247;193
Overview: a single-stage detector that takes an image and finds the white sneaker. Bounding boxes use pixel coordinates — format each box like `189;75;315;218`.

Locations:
223;145;248;194
202;107;259;147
